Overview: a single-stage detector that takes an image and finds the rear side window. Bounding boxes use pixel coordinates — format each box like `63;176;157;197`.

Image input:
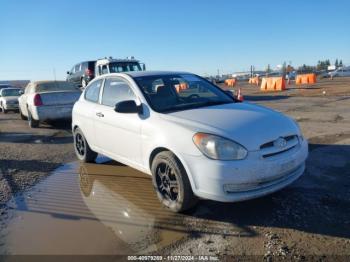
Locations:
85;80;102;103
74;64;80;73
101;78;136;107
88;61;96;71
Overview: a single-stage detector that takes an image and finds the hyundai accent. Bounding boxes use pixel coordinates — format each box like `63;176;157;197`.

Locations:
72;71;308;212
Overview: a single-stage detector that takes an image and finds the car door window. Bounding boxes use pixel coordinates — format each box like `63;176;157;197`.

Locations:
102;65;108;75
75;64;80;73
101;78;136;107
85;80;103;103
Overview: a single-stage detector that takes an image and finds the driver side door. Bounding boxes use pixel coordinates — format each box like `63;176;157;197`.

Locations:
94;77;143;167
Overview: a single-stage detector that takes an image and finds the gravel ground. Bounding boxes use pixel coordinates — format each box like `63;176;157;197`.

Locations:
0;115;75;210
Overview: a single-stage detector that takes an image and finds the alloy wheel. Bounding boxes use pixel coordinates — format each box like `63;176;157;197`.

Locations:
155;162;179;202
75;133;85;156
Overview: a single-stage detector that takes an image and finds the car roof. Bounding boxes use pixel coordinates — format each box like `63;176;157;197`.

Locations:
2;87;21;90
125;71;192;78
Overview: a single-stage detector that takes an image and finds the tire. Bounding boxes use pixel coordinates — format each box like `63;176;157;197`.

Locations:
81;78;87;88
74;127;97;163
27;108;39;128
151;151;197;212
19;108;27;120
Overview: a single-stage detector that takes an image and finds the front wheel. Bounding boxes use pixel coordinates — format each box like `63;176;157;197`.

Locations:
74;127;97;163
151;151;197;212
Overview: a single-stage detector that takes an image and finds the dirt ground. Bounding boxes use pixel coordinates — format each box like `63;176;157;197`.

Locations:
0;77;349;260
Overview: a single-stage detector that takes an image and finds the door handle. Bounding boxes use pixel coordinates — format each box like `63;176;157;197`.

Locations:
96;112;104;117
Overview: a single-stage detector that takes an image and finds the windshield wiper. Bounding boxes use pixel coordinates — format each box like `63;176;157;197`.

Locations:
160;100;233;113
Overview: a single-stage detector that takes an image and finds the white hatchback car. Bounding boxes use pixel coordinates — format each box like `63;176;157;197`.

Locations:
72;71;308;212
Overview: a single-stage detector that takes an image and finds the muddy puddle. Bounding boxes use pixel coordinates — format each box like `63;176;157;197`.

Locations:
0;158;189;255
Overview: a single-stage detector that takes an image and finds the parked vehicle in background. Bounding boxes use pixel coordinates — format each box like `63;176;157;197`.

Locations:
0;88;22;113
19;81;81;128
72;71;308;212
67;61;96;88
329;66;350;78
95;56;146;77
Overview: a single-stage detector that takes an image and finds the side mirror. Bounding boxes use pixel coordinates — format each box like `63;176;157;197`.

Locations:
19;90;24;95
67;71;71;75
114;100;142;114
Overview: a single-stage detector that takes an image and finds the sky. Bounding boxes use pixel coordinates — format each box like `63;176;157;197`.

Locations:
1;0;350;80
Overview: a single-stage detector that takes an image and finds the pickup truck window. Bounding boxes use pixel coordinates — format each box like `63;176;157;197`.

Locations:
101;78;136;107
85;80;103;103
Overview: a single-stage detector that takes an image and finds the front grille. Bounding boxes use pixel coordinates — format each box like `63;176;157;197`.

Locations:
260;135;299;158
260;135;297;149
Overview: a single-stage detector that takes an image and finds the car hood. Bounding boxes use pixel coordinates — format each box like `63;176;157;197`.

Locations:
161;102;299;151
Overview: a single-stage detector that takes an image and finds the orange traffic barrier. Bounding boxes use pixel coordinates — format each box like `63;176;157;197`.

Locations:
225;78;236;87
248;77;259;85
175;82;188;93
260;77;286;92
295;73;317;85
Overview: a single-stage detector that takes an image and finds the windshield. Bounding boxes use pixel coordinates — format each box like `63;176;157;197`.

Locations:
36;82;79;92
109;62;142;73
1;88;21;97
134;74;234;113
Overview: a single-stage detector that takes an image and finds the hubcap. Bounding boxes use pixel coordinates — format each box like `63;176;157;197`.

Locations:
75;133;85;156
156;162;179;201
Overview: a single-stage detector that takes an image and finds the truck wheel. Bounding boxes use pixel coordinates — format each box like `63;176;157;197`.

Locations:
74;127;97;163
151;151;197;212
27;109;39;128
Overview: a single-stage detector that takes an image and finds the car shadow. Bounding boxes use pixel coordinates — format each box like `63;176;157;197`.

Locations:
0;132;72;144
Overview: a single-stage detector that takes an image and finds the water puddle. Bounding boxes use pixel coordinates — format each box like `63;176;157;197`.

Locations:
0;158;188;254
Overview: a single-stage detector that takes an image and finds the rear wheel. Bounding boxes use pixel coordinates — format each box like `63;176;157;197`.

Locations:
151;151;197;212
74;127;97;162
19;108;27;120
27;108;39;128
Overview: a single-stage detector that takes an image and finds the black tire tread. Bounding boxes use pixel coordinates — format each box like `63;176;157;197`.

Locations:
74;127;97;163
151;151;197;212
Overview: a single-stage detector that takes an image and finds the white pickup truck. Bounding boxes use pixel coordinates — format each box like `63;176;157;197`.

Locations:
18;80;81;128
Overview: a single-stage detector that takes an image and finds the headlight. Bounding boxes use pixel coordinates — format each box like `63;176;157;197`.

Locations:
193;133;248;160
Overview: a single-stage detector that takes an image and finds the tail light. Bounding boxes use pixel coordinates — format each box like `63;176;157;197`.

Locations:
85;69;93;76
33;94;43;106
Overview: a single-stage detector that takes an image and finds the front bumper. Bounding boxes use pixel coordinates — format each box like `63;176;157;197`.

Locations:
182;139;308;202
4;103;19;110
